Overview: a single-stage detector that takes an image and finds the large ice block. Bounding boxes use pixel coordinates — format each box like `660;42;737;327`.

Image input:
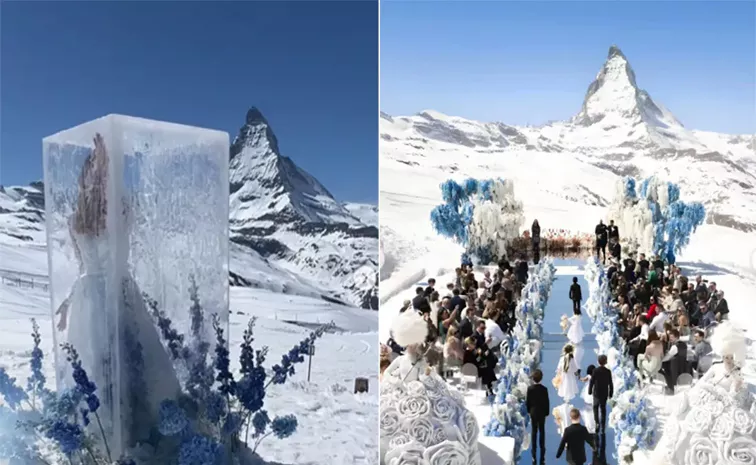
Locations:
42;114;229;457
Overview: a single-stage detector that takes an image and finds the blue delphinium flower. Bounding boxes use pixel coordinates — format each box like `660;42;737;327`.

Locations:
44;419;84;456
270;415;297;439
27;319;47;401
61;343;99;414
188;274;204;339
144;291;186;360
158;399;188;436
0;367;28;410
212;314;235;397
270;323;334;386
205;391;225;424
178;434;222;465
251;410;270;438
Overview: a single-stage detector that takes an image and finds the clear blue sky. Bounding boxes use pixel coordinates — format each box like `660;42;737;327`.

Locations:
1;1;378;203
381;1;755;134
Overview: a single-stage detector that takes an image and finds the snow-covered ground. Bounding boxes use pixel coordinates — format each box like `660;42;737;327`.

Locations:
0;241;378;465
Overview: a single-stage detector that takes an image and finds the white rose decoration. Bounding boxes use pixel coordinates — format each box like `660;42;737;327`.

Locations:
407;380;427;397
721;436;756;465
710;414;735;443
732;408;756;435
685;435;722;465
430;426;447;445
422;440;469;465
457;410;480;447
467;449;482;465
381;408;402;435
683;407;714;433
701;397;726;417
385;441;429;465
398;395;431;420
389;433;414;450
431;397;457;423
405;417;435;447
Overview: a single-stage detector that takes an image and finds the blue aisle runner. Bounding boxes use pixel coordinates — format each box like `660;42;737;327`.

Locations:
517;259;616;465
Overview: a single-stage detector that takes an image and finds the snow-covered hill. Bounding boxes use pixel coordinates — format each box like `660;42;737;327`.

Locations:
381;45;756;234
0;107;378;310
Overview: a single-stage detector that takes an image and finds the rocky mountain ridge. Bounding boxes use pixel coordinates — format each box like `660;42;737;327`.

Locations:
380;45;756;232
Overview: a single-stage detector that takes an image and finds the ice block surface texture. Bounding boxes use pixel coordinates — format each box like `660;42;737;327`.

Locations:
42;114;230;457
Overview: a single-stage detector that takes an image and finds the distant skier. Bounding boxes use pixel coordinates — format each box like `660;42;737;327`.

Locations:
595;220;608;264
569;277;582;315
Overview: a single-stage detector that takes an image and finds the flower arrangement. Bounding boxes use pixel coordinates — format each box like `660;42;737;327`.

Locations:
0;280;333;465
606;176;705;264
379;373;481;465
430;178;525;265
484;258;556;460
584;259;658;464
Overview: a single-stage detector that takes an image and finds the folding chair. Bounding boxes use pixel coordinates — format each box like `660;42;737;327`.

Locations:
460;363;480;391
676;373;694;393
652;372;667;395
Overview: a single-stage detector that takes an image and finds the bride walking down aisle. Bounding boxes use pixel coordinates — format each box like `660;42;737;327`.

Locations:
554;343;580;403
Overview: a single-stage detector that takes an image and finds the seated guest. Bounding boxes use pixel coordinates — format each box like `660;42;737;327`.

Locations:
638;330;664;384
444;325;464;373
690;329;713;376
714;291;729;320
629;315;650;367
464;336;498;396
677;314;691;338
649;308;669;335
645;295;662;321
661;329;688;395
484;309;506;354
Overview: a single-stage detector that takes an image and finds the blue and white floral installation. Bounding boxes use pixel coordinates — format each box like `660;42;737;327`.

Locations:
0;284;333;465
606;176;705;264
484;258;556;460
430;178;524;265
584;259;658;464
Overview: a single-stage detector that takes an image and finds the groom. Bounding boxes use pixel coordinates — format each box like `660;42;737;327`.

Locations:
589;354;613;463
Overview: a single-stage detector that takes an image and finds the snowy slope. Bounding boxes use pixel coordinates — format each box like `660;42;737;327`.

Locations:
381;45;756;234
0;107;378;310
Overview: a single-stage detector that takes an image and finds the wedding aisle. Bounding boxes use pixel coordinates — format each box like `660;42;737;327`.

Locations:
520;260;617;465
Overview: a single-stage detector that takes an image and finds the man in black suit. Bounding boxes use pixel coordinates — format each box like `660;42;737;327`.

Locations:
588;354;613;462
595;220;608;263
569;277;582;315
526;369;550;465
556;409;596;465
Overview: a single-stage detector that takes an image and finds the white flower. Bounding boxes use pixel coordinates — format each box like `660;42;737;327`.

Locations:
467;449;482;465
385;441;429;465
407;381;427;396
732;408;756;435
710;414;735;443
457;410;479;447
405;417;435;447
422;440;469;465
431;397;457;423
683;407;713;433
389;433;414;450
700;398;726;417
431;426;447;444
721;436;756;465
381;408;402;435
685;435;722;465
398;395;432;420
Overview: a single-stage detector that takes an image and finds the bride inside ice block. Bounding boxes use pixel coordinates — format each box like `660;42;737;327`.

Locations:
43;115;230;458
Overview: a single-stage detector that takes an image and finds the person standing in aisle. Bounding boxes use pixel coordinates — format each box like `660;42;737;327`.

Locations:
589;354;613;463
527;369;550;465
595;220;608;264
607;219;619;243
569;277;582;315
556;409;596;465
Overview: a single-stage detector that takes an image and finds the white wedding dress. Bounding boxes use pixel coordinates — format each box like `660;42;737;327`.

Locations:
556;354;580;403
650;363;756;465
59;228;181;454
383;352;428;383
